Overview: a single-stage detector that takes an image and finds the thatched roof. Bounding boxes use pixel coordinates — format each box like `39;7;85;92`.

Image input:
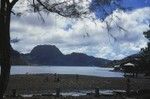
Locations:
124;63;135;67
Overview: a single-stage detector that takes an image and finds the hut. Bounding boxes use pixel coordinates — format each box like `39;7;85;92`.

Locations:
122;63;136;77
113;65;121;71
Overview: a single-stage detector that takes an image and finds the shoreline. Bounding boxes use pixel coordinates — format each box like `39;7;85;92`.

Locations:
6;74;150;94
11;65;107;67
10;73;123;78
4;74;150;99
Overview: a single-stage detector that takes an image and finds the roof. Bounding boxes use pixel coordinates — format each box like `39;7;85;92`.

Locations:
114;65;120;67
124;63;135;66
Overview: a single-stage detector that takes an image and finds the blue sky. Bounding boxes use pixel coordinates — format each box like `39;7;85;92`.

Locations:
11;0;150;60
90;0;150;19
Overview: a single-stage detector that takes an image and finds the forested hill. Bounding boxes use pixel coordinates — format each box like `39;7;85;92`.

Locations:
9;45;111;66
22;45;111;66
10;47;28;65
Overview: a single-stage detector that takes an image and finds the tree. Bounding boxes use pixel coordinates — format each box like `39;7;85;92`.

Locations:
141;27;150;74
136;27;150;74
0;0;13;98
0;0;123;98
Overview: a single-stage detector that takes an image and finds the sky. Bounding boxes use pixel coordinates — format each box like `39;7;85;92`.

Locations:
10;0;150;60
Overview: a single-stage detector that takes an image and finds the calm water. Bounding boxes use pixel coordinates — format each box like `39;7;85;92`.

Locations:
8;66;123;77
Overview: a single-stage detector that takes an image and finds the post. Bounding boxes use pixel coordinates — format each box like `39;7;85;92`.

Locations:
95;88;99;97
126;78;131;96
75;74;79;81
56;88;60;97
12;89;16;97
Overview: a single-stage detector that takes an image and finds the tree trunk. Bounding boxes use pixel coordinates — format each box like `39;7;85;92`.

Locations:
0;1;12;98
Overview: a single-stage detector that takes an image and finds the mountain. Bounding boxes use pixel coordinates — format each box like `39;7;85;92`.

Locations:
11;48;28;65
0;47;28;65
64;52;109;66
106;52;143;67
24;45;64;65
23;45;111;66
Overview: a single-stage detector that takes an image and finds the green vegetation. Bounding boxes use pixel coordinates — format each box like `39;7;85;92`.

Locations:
140;27;150;74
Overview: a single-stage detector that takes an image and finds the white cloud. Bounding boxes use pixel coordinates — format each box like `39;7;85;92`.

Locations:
10;7;150;60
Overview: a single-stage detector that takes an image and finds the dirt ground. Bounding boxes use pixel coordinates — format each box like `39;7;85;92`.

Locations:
4;74;150;99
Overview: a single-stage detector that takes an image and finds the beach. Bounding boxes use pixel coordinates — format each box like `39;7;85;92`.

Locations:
4;74;150;99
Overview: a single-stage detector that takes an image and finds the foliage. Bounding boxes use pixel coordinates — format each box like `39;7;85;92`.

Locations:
140;28;150;73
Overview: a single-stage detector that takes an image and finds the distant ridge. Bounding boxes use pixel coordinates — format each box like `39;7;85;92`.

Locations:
10;47;28;65
0;45;111;67
106;52;144;67
10;45;111;67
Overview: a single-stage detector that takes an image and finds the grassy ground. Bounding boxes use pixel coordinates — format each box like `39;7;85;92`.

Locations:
4;74;150;99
